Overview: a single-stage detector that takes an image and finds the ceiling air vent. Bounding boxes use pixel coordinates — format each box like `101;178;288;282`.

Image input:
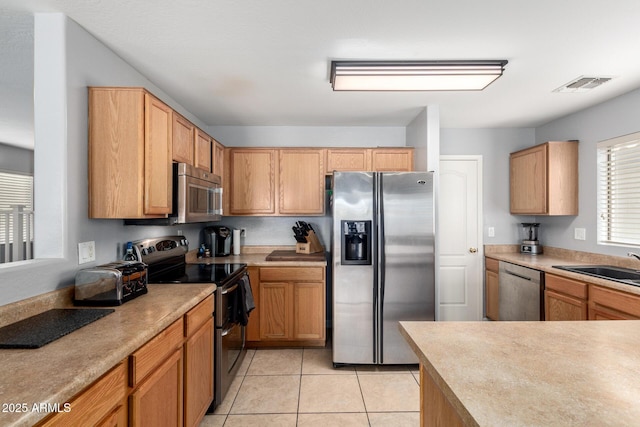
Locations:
554;76;613;93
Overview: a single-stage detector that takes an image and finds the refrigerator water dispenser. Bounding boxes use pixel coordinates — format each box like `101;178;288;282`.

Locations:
341;220;371;265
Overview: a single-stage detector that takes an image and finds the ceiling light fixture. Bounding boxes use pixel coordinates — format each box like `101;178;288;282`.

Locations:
330;60;508;91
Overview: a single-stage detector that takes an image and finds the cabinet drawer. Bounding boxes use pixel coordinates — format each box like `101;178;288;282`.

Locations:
590;285;640;318
38;362;127;427
260;267;324;282
546;274;587;299
185;295;213;337
130;318;184;387
485;257;499;273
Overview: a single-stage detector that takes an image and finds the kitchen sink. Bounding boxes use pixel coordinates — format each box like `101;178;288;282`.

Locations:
553;265;640;287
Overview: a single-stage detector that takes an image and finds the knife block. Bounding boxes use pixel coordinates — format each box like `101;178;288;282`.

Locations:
296;230;324;254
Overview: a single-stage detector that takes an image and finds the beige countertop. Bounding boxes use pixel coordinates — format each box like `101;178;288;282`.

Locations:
400;320;640;426
485;245;640;296
186;245;327;267
0;284;215;427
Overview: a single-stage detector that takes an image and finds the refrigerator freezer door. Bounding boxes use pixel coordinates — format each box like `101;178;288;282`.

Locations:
332;172;376;364
379;172;435;364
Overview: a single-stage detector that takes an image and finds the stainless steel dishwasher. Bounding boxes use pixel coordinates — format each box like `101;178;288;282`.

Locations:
498;261;544;320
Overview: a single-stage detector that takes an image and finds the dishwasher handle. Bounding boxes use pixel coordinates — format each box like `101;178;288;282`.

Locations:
503;269;534;282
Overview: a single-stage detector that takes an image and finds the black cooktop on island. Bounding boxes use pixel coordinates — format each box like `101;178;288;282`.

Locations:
152;262;247;285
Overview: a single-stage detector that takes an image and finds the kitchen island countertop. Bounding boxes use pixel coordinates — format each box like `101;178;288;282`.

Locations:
400;320;640;426
0;283;215;427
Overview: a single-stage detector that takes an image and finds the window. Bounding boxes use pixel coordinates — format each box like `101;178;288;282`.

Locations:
597;132;640;247
0;170;34;262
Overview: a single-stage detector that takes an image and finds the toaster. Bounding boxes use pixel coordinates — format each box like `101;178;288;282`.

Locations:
74;261;148;306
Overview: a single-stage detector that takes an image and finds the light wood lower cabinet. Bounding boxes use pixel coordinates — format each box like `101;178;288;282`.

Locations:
589;285;640;320
249;266;326;347
37;362;128;427
183;297;214;427
129;349;183;427
37;296;214;427
420;365;463;427
545;274;588;321
485;257;499;320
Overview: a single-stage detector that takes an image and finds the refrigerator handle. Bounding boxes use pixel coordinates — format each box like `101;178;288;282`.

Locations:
377;173;386;364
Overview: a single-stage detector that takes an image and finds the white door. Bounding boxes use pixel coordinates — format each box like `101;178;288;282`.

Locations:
438;156;483;321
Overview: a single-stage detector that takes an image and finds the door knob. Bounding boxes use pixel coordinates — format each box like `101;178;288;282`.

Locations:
469;247;477;253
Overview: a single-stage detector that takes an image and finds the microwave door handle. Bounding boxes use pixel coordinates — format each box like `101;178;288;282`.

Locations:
213;187;223;215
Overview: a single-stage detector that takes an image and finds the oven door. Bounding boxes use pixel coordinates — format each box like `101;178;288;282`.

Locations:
176;164;223;224
211;275;247;411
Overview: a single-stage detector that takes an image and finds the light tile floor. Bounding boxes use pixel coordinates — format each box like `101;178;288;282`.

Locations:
200;347;420;427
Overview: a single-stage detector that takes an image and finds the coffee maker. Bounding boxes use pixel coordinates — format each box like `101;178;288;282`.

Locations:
520;223;542;254
203;226;232;257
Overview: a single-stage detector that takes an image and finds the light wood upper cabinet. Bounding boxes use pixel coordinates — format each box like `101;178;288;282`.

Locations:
194;128;212;172
172;113;195;165
510;141;578;215
325;148;371;173
279;149;325;215
325;147;414;174
212;139;225;177
371;148;414;171
89;87;172;218
228;148;277;215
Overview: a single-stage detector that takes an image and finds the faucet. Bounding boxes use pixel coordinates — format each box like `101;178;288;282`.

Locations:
627;252;640;261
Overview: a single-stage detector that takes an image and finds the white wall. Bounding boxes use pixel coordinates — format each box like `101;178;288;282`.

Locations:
209;125;405;148
535;87;640;257
0;14;207;306
440;128;536;244
0;143;32;174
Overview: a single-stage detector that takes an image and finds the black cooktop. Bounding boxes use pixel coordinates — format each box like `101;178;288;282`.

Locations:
152;263;246;285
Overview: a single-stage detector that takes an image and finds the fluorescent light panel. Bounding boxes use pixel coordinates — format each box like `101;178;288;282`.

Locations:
330;60;508;91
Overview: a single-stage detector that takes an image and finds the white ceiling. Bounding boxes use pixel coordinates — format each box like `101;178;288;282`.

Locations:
4;0;640;150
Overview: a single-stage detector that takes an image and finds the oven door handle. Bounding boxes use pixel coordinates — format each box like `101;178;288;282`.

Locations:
221;324;237;337
221;283;239;295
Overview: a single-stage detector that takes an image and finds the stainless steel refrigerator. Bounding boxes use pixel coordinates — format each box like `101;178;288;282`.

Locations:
332;171;435;365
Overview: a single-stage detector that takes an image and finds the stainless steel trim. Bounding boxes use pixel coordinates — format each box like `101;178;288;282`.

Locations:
221;283;239;295
503;270;533;281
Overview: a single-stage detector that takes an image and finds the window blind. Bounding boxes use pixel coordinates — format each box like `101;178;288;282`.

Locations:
0;170;34;244
597;132;640;247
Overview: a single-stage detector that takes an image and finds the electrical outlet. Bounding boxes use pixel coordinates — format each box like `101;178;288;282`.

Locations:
240;228;247;237
574;228;586;241
488;227;495;237
177;229;183;236
78;241;96;264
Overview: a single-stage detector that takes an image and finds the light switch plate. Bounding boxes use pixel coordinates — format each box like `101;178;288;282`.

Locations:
78;241;96;264
488;227;495;237
574;228;586;241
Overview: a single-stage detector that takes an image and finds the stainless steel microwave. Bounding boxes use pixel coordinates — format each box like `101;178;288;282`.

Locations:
125;163;222;225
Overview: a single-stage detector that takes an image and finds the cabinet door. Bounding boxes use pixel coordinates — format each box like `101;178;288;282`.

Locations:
485;270;499;320
212;139;224;177
144;93;173;215
371;148;414;171
260;281;293;340
194;129;212;172
229;149;277;214
279;149;325;215
545;290;587;321
89;88;146;218
130;349;183;427
173;113;194;164
38;363;127;427
589;285;640;320
325;148;370;173
96;405;128;427
294;282;325;340
184;319;213;427
510;144;547;214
